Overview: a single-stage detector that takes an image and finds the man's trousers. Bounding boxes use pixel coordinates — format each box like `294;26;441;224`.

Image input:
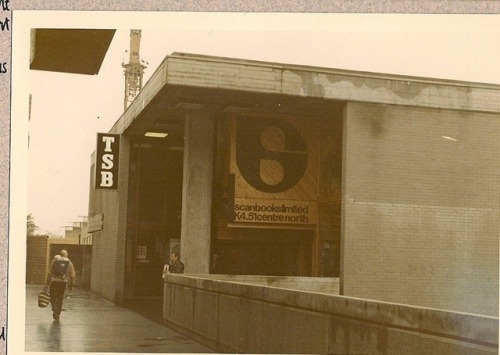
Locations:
49;281;67;316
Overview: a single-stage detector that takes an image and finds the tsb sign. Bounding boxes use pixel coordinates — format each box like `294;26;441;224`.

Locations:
95;133;120;190
236;117;308;193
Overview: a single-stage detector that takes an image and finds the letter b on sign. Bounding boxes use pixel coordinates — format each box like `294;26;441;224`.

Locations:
95;133;120;190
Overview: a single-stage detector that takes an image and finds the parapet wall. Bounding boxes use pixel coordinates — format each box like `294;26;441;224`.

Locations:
163;274;498;354
206;274;340;294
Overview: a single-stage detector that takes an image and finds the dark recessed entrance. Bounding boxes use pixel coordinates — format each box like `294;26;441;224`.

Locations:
212;229;314;276
125;135;184;298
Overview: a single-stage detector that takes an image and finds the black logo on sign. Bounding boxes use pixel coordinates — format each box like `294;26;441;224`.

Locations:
236;117;307;193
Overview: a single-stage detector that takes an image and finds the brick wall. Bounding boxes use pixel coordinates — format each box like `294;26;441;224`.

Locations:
90;192;120;302
89;136;130;304
341;102;499;316
26;235;49;284
89;150;118;302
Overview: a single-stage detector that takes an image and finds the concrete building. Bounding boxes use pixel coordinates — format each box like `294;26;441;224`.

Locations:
63;217;91;243
87;52;499;318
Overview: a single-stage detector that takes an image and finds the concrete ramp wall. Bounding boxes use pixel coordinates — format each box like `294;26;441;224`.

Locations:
163;274;498;354
206;275;340;294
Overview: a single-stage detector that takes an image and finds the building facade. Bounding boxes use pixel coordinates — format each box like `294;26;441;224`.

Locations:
87;53;499;316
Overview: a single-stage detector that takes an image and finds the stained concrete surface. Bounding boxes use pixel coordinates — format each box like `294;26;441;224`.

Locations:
25;284;214;353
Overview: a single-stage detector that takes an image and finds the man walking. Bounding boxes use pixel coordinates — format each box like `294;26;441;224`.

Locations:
46;249;76;320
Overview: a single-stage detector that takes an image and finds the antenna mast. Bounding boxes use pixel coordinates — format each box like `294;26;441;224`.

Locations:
122;29;147;111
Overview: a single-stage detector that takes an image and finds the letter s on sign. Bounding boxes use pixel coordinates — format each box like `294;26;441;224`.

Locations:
101;154;114;169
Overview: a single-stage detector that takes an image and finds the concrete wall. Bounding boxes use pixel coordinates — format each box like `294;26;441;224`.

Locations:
207;275;340;294
163;274;498;354
341;102;499;316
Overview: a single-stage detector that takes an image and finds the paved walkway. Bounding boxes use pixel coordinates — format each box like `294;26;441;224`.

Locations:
25;284;214;353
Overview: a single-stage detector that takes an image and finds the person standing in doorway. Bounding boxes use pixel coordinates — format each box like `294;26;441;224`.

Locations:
210;251;223;274
163;251;184;277
46;249;76;320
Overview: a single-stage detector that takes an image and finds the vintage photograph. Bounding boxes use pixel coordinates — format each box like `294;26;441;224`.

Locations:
8;11;499;354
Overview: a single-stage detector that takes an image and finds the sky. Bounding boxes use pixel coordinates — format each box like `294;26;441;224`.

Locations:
14;12;500;236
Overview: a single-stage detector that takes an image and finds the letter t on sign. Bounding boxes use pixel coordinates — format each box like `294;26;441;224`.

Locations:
102;136;115;152
95;133;120;190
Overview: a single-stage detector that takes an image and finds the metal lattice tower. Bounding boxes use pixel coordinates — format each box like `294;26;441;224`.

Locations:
122;29;147;111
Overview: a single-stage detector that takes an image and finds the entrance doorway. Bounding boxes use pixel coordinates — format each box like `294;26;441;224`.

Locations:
125;136;184;299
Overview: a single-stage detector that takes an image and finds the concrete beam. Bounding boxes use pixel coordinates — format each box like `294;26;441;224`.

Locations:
110;53;500;138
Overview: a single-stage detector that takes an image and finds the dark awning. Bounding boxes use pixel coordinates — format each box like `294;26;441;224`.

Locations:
30;29;116;75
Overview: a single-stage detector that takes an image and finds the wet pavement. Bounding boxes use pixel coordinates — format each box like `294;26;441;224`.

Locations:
25;284;214;353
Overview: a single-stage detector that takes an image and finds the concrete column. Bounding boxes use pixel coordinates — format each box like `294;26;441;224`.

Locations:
180;110;215;273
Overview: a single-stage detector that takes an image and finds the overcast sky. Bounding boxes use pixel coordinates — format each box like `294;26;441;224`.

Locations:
13;12;500;236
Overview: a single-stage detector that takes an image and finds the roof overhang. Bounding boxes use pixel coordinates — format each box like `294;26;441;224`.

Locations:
30;29;116;75
109;52;500;138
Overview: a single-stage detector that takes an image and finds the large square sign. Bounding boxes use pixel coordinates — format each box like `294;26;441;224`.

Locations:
95;133;120;190
229;114;318;225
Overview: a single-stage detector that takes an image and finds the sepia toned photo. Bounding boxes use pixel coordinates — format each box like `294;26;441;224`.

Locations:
7;11;499;354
